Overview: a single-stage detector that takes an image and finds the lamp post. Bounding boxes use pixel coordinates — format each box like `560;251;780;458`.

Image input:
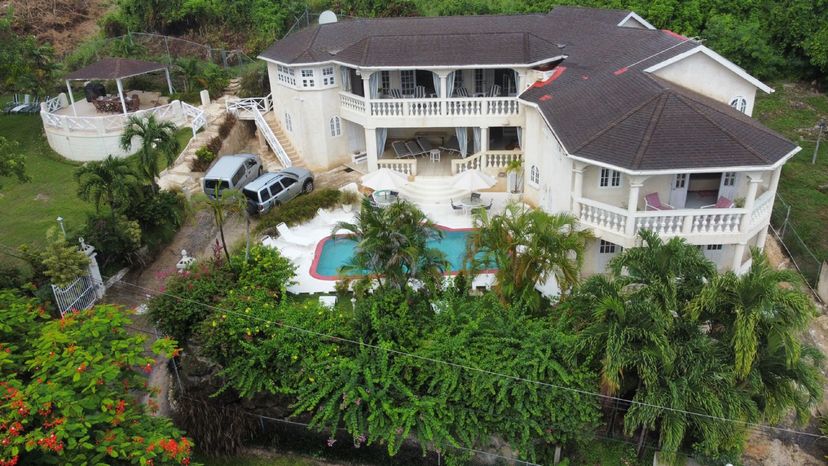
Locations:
56;216;66;238
813;118;827;165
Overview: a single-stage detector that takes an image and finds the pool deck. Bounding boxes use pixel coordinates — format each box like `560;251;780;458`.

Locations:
265;192;519;294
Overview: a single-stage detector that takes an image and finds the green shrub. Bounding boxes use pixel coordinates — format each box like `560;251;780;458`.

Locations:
218;112;237;139
191;147;217;172
238;63;270;98
41;228;90;288
0;262;29;289
255;189;341;234
206;135;222;154
82;214;142;268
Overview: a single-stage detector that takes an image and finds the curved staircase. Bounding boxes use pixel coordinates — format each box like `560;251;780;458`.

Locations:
400;176;469;205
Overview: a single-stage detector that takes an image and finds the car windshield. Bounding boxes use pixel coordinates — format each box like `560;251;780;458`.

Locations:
204;179;230;193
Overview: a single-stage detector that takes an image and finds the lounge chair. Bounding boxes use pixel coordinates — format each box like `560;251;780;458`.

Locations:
416;136;435;153
3;94;20;113
450;199;465;214
276;222;315;247
487;84;501;97
414;86;426;98
392;140;415;158
701;196;734;209
452;87;470;98
388;89;403;99
439;135;463;155
644;193;673;211
405;140;426;156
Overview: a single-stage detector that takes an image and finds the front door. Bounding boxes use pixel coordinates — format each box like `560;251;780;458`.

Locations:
669;173;688;208
718;172;738;200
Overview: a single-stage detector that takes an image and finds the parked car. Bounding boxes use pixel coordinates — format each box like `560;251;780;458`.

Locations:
202;154;262;198
242;168;315;215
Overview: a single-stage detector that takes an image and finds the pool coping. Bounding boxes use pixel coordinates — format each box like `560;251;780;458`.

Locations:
308;225;497;281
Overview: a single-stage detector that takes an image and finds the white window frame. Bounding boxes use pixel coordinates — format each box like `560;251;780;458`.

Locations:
474;69;484;94
598;168;622;188
599;240;620;254
722;172;736;186
705;244;723;251
729;96;747;113
329;116;341;137
453;70;464;90
322;67;335;86
401;70;415;94
529;165;540;187
380;71;390;92
301;69;315;88
284;112;293;132
277;65;296;86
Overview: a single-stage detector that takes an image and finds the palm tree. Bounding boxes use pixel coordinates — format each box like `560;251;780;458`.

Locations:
74;155;139;220
333;198;447;291
175;57;202;94
465;203;591;308
120;115;180;192
194;187;247;266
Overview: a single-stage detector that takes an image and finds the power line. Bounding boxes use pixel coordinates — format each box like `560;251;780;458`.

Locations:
107;277;828;442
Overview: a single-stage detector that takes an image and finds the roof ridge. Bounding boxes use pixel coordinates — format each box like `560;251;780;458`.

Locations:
571;90;664;153
630;93;669;169
671;92;773;164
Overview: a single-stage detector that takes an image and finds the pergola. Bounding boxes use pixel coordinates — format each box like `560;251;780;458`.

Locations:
63;58;174;116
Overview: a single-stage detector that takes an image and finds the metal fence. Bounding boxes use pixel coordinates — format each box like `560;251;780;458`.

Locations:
769;195;825;290
51;273;97;317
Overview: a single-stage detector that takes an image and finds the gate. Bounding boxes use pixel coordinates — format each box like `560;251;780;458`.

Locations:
51;274;98;317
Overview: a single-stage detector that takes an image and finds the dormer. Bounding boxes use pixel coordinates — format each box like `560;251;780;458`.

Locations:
617;12;656;30
643;46;772;116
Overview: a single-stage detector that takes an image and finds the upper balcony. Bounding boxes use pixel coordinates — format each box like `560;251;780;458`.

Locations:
337;67;524;128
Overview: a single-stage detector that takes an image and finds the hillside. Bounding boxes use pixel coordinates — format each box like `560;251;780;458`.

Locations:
4;0;110;54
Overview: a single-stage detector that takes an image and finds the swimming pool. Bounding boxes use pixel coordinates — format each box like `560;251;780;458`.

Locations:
310;227;488;280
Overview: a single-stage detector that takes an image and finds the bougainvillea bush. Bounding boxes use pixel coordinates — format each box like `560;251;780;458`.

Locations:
0;291;193;465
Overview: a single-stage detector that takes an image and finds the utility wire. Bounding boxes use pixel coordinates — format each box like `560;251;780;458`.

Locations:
106;277;828;442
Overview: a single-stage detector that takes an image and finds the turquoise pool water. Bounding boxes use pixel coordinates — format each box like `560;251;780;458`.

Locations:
312;229;482;279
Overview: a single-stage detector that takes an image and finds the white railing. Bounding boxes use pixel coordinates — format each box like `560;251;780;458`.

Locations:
575;197;765;238
377;158;417;176
749;190;774;227
44;95;64;113
41;101;185;134
181;102;206;136
227;94;291;168
52;274;97;317
226;94;272;117
451;150;523;174
340;92;521;119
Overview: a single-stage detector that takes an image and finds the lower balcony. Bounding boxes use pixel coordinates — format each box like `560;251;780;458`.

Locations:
575;190;775;246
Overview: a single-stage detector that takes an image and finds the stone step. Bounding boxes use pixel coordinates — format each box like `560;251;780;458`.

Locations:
400;177;469;205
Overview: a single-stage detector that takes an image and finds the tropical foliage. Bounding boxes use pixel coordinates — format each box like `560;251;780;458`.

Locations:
0;137;29;190
40;228;89;288
0;291;192;465
75;155;140;217
120;115;181;191
194;188;247;265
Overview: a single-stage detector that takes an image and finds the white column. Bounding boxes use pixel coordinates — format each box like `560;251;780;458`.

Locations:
362;73;372;99
768;166;782;194
740;173;762;232
66;80;77;116
756;167;782;251
732;243;747;272
365;127;378;172
116;78;128;115
625;177;646;237
516;71;528;92
164;68;174;95
480;127;489;153
571;162;586;214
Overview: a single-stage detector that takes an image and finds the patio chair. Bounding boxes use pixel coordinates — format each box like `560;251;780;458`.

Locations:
701;196;734;209
276;222;315;247
3;94;19;113
452;87;470;98
644;193;673;211
470;192;482;202
405;140;426;156
487;84;501;97
414;86;426;98
9;94;31;114
450;199;465;215
439;135;462;155
416;136;435;153
23;96;41;114
130;94;141;112
388;88;403;99
392;140;415;158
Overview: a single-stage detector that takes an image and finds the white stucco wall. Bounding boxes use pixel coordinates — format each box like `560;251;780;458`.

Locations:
651;52;760;115
521;109;572;213
43;130;140;162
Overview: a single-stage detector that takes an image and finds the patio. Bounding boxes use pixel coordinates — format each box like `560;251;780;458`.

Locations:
54;90;168;117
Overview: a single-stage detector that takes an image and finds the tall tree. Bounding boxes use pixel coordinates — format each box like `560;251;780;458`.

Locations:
334;198;447;291
120;115;180;192
74;154;140;219
195;187;246;266
466;203;591;308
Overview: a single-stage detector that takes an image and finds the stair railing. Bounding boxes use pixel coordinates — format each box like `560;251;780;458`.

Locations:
226;94;291;167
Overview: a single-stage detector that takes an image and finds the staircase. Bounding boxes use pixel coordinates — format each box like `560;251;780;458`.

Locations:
263;112;305;170
400;176;470;205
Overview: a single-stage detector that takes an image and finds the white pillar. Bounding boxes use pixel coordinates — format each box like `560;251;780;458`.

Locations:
80;239;105;299
116;78;128;115
362;73;372;100
517;71;528;92
437;71;451;99
164;68;174;95
571;162;586;214
732;243;747;272
756;167;782;251
365;127;378;172
740;174;762;232
768;166;782;194
480;127;489;153
625;177;646;236
66;80;77;116
756;227;769;251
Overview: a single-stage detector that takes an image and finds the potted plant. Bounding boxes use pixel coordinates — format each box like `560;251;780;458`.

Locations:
340;190;360;213
506;159;524;194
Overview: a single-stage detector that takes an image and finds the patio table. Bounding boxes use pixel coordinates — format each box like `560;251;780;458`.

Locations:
372;190;398;207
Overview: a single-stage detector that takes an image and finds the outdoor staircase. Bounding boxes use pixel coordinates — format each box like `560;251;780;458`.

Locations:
400;176;470;205
263;112;305;170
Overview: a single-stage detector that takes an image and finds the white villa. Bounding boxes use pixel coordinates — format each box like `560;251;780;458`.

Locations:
235;7;797;276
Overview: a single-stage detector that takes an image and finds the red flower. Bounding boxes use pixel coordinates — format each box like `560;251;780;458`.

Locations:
143;363;153;374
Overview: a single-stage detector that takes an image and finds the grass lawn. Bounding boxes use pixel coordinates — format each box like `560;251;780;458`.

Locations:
754;83;828;260
0;108;192;255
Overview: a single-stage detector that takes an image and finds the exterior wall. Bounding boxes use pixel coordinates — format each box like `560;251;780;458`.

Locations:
522;109;571;213
44;131;140;161
268;63;353;171
651;52;759;115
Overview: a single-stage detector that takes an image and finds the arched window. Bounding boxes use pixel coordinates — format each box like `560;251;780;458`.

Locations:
530;165;540;185
329;116;341;137
284;113;293;132
729;96;747;113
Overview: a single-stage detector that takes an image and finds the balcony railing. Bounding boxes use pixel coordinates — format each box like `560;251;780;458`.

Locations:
576;191;775;240
41;101;189;135
451;150;522;174
339;92;520;120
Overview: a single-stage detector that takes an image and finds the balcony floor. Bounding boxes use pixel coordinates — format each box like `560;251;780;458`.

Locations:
56;91;168;116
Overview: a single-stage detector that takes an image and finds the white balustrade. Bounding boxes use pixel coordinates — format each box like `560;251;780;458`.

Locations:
377;158;417;176
342;93;520;119
226;94;272;116
749;191;774;227
451;150;522;174
576;198;628;234
44;95;63;113
339;92;366;113
41;102;186;135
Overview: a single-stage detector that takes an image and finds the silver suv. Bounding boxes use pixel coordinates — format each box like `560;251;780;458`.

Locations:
242;168;315;215
202;154;262;198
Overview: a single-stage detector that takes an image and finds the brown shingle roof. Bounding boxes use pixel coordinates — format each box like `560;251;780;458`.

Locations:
65;58;168;81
